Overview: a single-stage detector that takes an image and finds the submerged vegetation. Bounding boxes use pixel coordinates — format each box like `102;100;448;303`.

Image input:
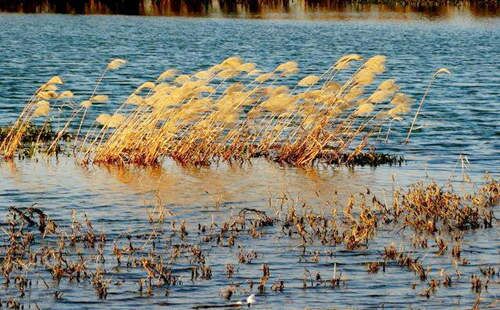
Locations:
0;177;497;307
0;55;448;168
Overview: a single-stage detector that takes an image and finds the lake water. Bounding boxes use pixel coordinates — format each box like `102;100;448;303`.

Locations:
0;13;499;309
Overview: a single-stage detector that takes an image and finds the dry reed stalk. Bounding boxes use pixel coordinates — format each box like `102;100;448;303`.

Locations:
405;68;450;143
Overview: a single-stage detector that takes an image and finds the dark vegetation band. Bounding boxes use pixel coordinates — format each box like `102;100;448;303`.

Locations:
0;0;498;15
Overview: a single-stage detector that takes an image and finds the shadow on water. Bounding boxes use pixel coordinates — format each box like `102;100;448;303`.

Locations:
0;0;498;18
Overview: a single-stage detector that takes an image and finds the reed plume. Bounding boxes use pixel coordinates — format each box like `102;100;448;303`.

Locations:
405;68;450;143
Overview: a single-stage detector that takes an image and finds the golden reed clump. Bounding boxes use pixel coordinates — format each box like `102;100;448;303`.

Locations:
1;55;446;167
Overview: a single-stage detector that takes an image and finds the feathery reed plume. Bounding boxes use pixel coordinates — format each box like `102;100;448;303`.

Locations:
275;61;298;73
32;101;50;117
58;90;74;99
96;114;111;126
298;75;320;87
80;100;92;108
90;95;109;103
354;103;374;116
157;69;178;81
405;68;451;144
47;76;64;85
334;54;363;70
255;72;274;83
107;58;127;71
136;82;156;93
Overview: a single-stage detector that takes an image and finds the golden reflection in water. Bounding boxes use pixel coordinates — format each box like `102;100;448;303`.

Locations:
96;159;371;206
0;157;399;211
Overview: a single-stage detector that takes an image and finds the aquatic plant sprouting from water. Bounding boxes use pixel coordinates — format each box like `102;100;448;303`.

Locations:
82;54;421;167
0;176;497;307
2;54;434;166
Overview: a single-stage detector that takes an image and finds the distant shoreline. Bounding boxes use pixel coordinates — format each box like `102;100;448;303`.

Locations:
0;0;498;18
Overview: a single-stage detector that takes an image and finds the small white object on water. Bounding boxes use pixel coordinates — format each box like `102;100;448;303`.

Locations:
246;294;256;306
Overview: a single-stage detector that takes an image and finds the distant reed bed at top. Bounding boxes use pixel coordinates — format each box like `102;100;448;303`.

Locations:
0;54;450;167
0;0;497;17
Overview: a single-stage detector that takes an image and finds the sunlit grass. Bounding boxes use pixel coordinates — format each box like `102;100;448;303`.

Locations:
0;55;448;167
